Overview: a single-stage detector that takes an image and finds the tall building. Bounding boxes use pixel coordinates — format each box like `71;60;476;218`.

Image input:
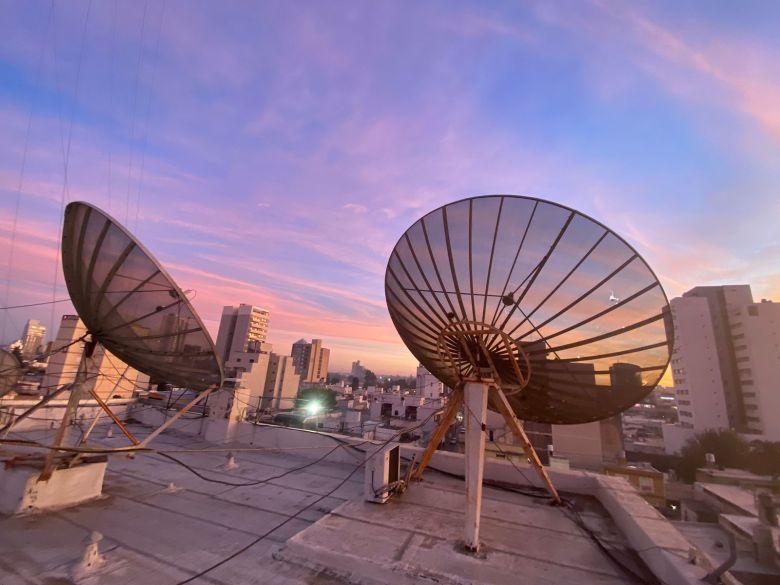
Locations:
291;338;330;384
20;319;46;359
42;315;142;399
214;305;272;418
215;304;270;365
261;354;300;411
213;302;312;420
668;285;780;441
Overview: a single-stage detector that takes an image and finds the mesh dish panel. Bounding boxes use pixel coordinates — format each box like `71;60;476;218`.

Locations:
0;349;24;396
62;202;223;391
385;195;673;424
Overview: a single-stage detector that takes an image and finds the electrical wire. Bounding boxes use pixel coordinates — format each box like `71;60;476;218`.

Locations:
0;0;55;345
0;299;72;311
124;1;149;224
106;0;118;213
49;0;93;342
133;0;167;231
152;442;348;488
0;289;188;311
175;453;363;585
169;418;424;585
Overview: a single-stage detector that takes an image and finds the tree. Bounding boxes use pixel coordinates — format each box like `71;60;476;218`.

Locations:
295;387;337;412
674;429;749;483
380;376;415;390
364;369;377;387
350;377;359;392
747;441;780;479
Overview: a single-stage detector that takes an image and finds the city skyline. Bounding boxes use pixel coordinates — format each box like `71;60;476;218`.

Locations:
2;1;779;375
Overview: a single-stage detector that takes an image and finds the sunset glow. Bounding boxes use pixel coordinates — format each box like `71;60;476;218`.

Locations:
2;1;779;376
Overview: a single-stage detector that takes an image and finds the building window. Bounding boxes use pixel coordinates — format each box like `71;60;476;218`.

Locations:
638;477;654;493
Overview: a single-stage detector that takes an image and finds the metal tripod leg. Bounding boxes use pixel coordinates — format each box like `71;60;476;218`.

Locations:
411;385;463;481
78;365;133;446
39;346;94;482
87;388;139;445
137;386;215;448
492;387;561;504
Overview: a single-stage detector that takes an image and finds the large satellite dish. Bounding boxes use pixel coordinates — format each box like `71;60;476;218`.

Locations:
61;201;223;391
386;194;671;424
386;195;673;550
11;202;223;479
0;349;24;398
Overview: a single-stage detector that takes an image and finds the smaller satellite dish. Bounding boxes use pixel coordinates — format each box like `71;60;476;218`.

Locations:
61;202;223;391
0;349;24;398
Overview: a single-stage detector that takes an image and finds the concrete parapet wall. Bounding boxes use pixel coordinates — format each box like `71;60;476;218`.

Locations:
399;446;600;495
129;405;209;437
594;474;706;585
0;399;134;432
129;406;369;465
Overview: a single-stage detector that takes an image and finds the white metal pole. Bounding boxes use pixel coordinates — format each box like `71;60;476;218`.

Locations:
463;381;488;552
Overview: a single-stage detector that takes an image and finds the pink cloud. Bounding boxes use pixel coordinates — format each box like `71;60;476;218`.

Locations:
567;2;780;142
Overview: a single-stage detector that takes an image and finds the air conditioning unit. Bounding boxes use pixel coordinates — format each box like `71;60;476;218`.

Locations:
364;443;400;504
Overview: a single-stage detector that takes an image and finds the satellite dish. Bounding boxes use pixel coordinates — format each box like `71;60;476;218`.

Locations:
9;201;222;477
385;194;671;424
0;349;24;398
61;201;223;391
386;194;673;550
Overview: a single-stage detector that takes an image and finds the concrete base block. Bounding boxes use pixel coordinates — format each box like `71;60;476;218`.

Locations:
0;459;107;515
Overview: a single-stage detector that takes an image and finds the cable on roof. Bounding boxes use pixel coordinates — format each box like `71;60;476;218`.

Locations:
152;442;348;488
169;417;424;585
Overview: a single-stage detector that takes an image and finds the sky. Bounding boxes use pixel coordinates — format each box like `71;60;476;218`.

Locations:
1;0;779;377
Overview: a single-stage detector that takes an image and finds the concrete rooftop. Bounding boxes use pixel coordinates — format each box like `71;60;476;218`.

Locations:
1;421;686;585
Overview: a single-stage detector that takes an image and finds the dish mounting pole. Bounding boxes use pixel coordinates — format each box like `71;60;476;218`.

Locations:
412;321;563;552
137;385;216;448
464;380;489;551
39;336;97;481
